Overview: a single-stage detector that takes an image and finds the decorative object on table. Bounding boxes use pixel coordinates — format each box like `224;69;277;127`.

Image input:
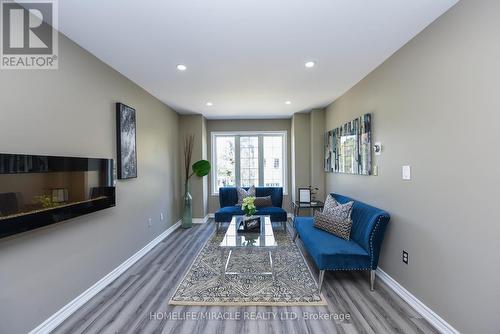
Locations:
241;196;256;217
313;201;354;240
116;103;137;179
238;216;261;232
324;113;372;175
308;186;319;204
298;187;311;203
170;218;325;306
236;185;255;204
182;134;211;229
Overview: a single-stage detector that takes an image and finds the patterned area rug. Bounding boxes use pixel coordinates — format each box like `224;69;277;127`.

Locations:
170;227;326;306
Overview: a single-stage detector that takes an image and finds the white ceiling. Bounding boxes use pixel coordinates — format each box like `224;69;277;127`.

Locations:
58;0;458;119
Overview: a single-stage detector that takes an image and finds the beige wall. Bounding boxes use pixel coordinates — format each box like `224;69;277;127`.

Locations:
202;117;209;216
309;109;326;201
206;119;292;213
291;113;310;203
290;110;325;214
324;1;499;333
0;34;181;334
179;114;208;218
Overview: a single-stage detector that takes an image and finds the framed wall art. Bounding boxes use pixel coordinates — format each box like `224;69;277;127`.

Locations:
116;103;137;179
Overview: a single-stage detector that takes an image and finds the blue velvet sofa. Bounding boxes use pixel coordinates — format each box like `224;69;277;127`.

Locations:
215;187;287;229
294;193;390;291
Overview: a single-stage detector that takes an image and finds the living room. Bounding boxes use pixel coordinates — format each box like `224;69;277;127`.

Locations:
0;1;498;333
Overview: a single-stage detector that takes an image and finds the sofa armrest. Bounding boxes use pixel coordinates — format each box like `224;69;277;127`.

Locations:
368;214;390;269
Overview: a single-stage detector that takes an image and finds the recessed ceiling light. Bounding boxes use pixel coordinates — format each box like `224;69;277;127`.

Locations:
304;61;316;68
206;102;213;107
285;101;292;105
176;64;187;71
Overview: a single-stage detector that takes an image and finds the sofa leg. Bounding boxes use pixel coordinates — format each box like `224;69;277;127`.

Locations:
318;270;325;292
370;270;376;291
293;231;298;242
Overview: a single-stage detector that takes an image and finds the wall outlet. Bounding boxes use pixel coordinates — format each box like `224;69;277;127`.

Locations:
160;212;164;221
402;250;409;264
148;218;152;227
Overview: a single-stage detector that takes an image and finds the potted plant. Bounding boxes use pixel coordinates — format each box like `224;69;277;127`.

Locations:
242;196;257;217
183;134;211;229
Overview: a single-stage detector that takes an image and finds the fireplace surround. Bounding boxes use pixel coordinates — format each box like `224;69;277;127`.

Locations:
0;153;116;239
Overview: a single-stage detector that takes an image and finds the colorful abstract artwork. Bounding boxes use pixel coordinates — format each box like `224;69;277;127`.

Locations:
324;113;372;175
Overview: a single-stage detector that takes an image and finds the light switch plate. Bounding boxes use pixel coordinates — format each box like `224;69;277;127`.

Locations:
373;165;378;176
402;165;411;180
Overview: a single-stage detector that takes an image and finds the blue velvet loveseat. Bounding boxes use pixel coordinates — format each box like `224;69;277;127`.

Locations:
294;193;390;291
215;187;287;230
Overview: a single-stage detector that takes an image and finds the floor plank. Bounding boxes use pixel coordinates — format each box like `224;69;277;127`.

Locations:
53;220;437;334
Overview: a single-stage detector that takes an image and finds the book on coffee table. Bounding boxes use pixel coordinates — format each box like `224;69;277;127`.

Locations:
237;216;261;232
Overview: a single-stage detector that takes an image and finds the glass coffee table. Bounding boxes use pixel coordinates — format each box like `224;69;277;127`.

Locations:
219;215;278;280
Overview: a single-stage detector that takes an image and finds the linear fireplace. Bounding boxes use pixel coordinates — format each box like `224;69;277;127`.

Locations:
0;153;116;239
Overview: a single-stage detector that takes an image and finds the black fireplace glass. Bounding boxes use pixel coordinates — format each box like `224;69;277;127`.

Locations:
0;153;115;239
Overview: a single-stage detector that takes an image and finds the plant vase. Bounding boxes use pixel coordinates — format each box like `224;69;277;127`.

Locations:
182;181;192;229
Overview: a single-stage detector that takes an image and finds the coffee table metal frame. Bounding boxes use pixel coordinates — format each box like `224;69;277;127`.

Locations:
219;215;277;281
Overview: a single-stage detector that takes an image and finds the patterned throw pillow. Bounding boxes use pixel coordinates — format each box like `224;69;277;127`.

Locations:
237;185;256;205
314;201;354;240
323;194;339;215
254;196;273;208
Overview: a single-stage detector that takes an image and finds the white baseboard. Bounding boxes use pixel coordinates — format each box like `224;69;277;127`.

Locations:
29;219;182;334
208;213;215;219
192;215;210;224
376;268;459;334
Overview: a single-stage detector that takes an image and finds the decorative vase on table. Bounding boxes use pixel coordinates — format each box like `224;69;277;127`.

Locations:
182;134;211;229
182;181;193;229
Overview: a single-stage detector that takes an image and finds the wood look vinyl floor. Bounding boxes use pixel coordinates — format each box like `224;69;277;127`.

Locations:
53;220;437;334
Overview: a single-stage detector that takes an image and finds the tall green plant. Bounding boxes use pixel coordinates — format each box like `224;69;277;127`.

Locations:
184;134;211;183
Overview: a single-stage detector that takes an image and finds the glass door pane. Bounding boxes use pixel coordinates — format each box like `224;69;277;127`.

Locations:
239;136;259;187
263;136;283;187
215;136;236;190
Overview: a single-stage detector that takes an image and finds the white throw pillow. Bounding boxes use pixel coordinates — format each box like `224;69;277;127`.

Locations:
236;185;256;205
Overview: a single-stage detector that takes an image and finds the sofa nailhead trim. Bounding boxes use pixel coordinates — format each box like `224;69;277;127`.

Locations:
369;216;383;269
